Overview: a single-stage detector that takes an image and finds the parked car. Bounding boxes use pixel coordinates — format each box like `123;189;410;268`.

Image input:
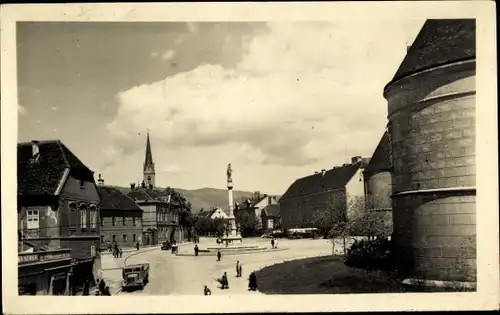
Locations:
121;263;150;291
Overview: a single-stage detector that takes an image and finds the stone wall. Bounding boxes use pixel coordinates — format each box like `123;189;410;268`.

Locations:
385;59;476;283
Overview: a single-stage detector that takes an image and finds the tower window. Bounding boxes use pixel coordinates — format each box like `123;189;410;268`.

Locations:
148;176;151;181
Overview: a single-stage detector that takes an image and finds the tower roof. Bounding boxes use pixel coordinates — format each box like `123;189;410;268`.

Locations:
387;19;475;86
144;131;154;171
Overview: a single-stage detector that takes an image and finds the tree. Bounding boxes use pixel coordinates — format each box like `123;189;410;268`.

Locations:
235;209;258;237
347;195;391;240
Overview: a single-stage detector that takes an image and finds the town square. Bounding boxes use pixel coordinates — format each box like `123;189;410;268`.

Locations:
7;4;493;305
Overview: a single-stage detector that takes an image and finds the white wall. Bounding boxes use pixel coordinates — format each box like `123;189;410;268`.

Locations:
345;168;366;220
211;208;229;219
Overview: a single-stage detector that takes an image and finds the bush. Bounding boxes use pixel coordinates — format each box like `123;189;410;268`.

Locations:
344;236;399;273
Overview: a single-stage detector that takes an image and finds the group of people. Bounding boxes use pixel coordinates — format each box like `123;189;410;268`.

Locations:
93;278;111;296
206;259;257;294
110;243;123;258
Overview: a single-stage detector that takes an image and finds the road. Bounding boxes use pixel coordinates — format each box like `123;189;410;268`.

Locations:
111;237;333;295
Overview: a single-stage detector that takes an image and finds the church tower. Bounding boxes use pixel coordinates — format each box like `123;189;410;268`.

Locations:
143;131;156;188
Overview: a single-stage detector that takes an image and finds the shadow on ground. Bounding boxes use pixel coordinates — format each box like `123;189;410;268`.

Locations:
255;255;406;294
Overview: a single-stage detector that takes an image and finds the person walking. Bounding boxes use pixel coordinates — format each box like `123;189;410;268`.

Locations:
235;261;240;277
222;272;229;289
194;245;199;256
248;272;257;291
136;242;140;250
82;279;90;296
271;238;275;249
217;250;221;262
103;286;111;296
204;285;212;295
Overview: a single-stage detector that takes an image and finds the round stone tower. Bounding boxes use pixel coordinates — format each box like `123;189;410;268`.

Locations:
383;19;476;284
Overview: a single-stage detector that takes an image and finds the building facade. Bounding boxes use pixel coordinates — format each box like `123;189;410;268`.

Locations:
97;180;143;248
17;140;101;295
235;192;279;231
384;19;476;284
280;156;369;230
362;131;393;235
261;203;281;231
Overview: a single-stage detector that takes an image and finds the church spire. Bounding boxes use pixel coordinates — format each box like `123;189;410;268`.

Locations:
143;130;155;188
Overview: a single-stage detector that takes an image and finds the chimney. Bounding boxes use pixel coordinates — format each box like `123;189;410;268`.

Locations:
97;174;104;186
351;156;362;164
130;183;136;190
31;140;40;157
321;169;326;176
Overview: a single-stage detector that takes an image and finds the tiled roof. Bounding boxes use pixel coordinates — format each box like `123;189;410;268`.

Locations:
280;163;362;200
262;203;280;217
389;19;475;84
363;131;391;176
126;187;180;206
97;185;142;211
18;140;94;197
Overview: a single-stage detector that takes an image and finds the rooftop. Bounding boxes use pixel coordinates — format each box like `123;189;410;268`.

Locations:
387;19;476;86
97;185;143;212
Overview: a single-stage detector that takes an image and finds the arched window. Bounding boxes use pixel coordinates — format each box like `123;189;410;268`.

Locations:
89;204;98;229
68;201;77;211
79;203;88;229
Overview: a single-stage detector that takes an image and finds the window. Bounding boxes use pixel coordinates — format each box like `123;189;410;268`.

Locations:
112;217;116;226
122;234;127;243
112;234;116;243
133;234;136;242
80;204;87;229
90;245;96;257
89;205;97;229
26;210;39;229
123;217;126;226
132;217;136;226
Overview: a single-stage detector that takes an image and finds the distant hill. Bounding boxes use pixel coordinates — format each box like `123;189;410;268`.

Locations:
110;186;267;213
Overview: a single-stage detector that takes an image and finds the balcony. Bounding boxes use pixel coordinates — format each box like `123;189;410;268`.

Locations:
18;249;72;265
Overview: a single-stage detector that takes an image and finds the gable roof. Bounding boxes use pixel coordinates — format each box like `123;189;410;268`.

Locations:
18;140;94;197
280;163;362;201
97;185;142;211
363;131;391;176
126;187;180;206
262;203;280;217
388;19;475;85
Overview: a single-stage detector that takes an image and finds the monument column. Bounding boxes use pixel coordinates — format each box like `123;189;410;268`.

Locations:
225;163;242;243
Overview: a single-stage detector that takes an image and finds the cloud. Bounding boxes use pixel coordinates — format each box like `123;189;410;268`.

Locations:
18;104;27;115
51;106;57;111
162;164;183;174
106;20;424;168
162;50;175;61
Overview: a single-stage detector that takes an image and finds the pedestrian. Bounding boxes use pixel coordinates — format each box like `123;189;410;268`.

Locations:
217;250;221;262
98;279;106;294
248;272;257;291
222;272;229;289
194;245;199;256
136;242;140;250
204;285;212;295
119;247;123;258
271;238;275;249
235;261;240;277
104;286;111;296
82;279;90;296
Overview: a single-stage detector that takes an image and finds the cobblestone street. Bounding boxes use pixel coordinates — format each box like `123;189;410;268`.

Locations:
103;237;333;295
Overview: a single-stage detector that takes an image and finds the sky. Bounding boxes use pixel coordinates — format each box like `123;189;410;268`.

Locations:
17;20;424;194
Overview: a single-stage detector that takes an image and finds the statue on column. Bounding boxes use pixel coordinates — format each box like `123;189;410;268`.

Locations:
227;163;233;182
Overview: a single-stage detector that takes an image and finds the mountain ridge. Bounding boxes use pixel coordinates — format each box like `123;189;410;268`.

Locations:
110;185;278;213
